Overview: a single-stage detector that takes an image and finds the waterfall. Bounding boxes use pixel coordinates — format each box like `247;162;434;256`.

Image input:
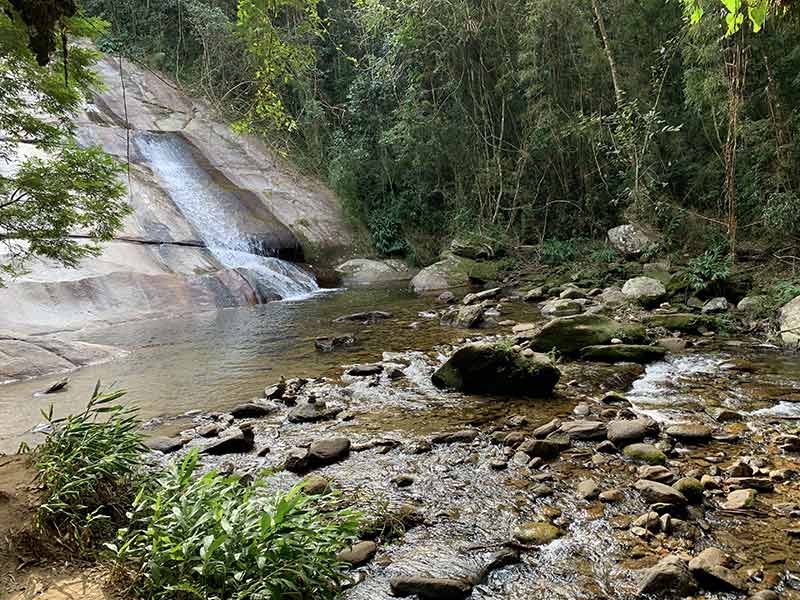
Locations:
135;133;318;300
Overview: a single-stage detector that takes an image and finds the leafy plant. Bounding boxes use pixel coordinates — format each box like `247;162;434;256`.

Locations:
35;382;145;550
109;450;360;600
539;238;582;265
681;246;733;293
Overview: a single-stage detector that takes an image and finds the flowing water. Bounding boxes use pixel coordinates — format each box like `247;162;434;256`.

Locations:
135;132;318;300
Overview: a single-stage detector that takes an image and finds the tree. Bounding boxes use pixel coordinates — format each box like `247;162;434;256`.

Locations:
0;1;129;283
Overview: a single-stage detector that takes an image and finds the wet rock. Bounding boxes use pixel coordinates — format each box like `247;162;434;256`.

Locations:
334;311;393;324
389;575;473;599
201;426;255;455
702;297;729;314
264;381;287;400
577;479;600;500
688;548;746;592
637;554;697;597
607;224;657;257
348;363;384;377
665;423;713;443
196;423;220;438
229;402;275;419
560;287;586;300
750;592;780;600
728;477;773;492
524;287;545;302
601;391;629;405
674;477;704;504
600;489;624;503
463;287;501;305
287;401;342;423
559;420;607;440
503;431;526;447
633;511;662;532
432;430;479;444
490;459;508;470
625;444;667;465
533;418;561;438
511;323;535;334
597;440;618;454
146;436;186;454
639;465;675;483
722;488;757;509
657;337;688;352
581;344;666;364
392;473;416;488
302;474;331;495
441;304;485;328
607;418;657;445
314;335;356;353
337;540;378;566
644;313;715;334
541;298;584;318
635;480;688;505
599;287;628;307
512;522;561;545
432;343;560;397
622;277;667;308
520;436;571;459
437;291;456;304
529;314;646;356
309;436;351;466
711;408;742;422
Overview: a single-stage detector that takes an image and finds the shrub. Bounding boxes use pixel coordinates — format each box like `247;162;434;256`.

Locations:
35;383;145;550
109;450;360;600
539;238;582;265
679;246;732;294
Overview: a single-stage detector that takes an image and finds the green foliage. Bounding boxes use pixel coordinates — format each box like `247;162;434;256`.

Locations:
540;239;581;265
679;246;733;293
109;450;359;600
35;383;145;550
0;2;129;282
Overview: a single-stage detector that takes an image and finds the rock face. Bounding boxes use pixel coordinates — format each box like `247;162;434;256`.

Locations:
529;314;646;356
0;55;351;338
432;343;560;397
779;294;800;346
607;224;656;257
622;277;667;308
645;313;715;334
335;258;415;286
638;555;697;596
0;337;126;384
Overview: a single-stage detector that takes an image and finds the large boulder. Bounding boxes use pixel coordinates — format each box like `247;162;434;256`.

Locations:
638;555;697;597
410;255;472;294
432;343;560;397
779;295;800;346
450;237;496;260
528;314;646;356
335;258;415;286
540;298;584;318
607;224;656;257
622;277;667;308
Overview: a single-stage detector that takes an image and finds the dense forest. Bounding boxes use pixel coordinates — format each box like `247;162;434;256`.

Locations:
78;0;800;266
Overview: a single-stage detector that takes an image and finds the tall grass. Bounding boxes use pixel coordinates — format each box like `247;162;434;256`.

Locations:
35;382;146;550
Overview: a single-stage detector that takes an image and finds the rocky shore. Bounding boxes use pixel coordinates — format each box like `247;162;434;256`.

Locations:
139;256;800;599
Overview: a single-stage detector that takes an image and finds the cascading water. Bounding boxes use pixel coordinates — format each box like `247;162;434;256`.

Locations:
135;132;318;300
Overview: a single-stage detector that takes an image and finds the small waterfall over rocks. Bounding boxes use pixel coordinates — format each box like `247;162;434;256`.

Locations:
135;132;318;301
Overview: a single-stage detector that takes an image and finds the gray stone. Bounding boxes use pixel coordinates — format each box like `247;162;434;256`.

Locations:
665;423;713;443
624;444;667;465
146;436;186;454
607;418;656;445
432;430;479;444
308;437;351;466
634;479;688;505
722;488;757;509
520;436;571;459
779;294;800;346
637;554;697;596
287;401;342;423
201;426;255;455
229;402;275;419
559;420;607;440
581;344;666;364
541;298;584;318
737;295;767;313
335;259;414;286
607;224;656;257
577;479;600;500
463;287;501;306
410;255;473;294
688;548;746;592
348;363;384;376
334;311;393;324
441;304;485;328
622;277;667;308
702;297;729;314
529;314;646;356
389;576;473;599
337;540;378;566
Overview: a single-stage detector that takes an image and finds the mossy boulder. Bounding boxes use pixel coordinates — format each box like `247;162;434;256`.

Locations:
581;344;666;364
529;314;647;356
673;477;704;504
624;443;667;465
645;313;716;334
411;254;506;293
432;343;560;396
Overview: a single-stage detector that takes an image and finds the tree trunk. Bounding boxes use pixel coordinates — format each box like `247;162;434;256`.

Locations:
590;0;624;108
723;40;748;262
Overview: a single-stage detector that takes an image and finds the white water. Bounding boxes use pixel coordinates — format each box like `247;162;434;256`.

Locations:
135;133;318;300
